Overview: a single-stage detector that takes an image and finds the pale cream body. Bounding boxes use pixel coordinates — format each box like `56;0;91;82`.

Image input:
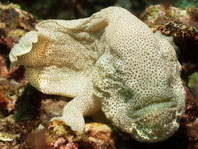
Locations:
9;7;185;142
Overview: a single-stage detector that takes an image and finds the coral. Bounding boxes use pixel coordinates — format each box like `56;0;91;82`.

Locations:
45;121;115;149
140;5;187;31
0;78;25;117
141;5;198;32
0;115;41;148
0;132;19;142
82;123;115;148
9;6;185;142
0;3;37;79
0;3;36;49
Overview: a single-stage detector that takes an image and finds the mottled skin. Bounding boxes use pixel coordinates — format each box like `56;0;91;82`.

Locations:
9;7;185;142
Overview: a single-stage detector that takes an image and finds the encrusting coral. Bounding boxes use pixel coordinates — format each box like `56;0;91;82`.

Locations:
9;6;185;143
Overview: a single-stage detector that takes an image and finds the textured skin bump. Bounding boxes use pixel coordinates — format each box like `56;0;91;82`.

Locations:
9;7;185;143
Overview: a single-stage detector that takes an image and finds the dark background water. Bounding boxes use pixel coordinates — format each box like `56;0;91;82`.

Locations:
0;0;197;19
